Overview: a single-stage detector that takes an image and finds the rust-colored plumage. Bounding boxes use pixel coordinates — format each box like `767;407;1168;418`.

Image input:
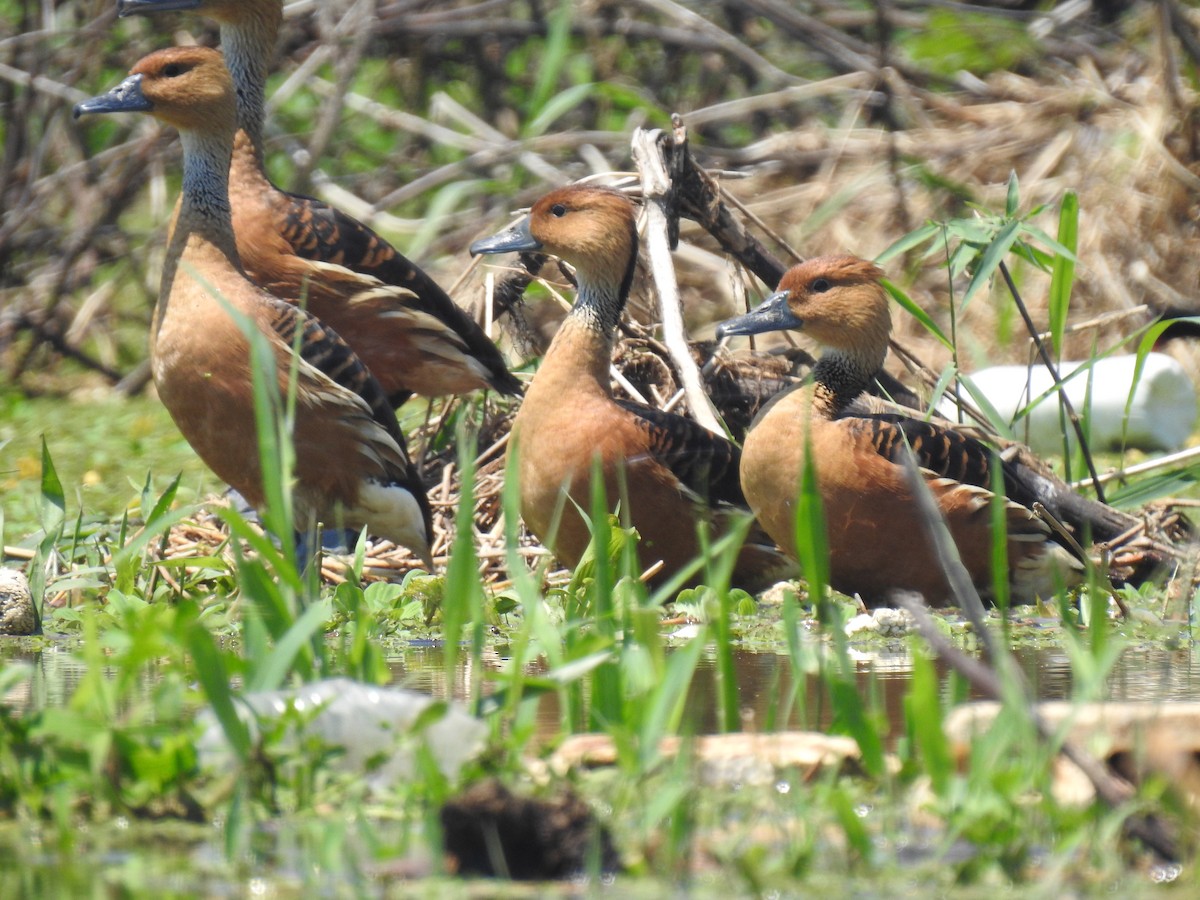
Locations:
718;256;1081;605
118;0;520;406
471;185;792;590
75;46;433;565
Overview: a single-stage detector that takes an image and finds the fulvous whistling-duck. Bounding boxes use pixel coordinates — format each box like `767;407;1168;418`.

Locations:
116;0;521;406
75;46;433;566
471;185;792;590
717;256;1081;606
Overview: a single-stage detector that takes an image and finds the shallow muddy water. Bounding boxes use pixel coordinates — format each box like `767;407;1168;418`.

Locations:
5;631;1199;732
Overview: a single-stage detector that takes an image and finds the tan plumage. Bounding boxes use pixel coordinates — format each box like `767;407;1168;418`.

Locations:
117;0;521;406
75;46;433;565
471;185;792;590
718;256;1081;605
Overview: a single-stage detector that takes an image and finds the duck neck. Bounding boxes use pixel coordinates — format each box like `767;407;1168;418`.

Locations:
221;13;279;159
571;272;627;340
539;249;635;394
170;129;240;266
811;344;885;416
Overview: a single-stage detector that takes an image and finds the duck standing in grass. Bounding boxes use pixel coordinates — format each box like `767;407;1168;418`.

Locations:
471;185;791;590
116;0;521;406
75;47;433;567
717;256;1082;606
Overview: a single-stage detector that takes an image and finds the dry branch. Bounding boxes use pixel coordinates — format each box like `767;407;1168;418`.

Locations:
632;124;724;434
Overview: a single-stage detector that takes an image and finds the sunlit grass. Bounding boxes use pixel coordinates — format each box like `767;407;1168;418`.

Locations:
0;390;218;542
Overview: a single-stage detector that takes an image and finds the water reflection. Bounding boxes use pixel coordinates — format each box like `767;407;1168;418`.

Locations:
382;640;1200;740
3;637;1199;734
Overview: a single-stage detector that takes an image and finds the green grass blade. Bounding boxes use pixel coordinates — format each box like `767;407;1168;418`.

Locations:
247;599;333;692
528;0;574;118
875;222;943;264
39;437;65;536
185;621;250;761
1005;170;1020;217
881;279;951;349
793;430;830;604
526;83;594;138
906;651;951;795
1048;191;1078;358
588;459;622;730
638;632;705;769
988;453;1010;613
441;427;484;693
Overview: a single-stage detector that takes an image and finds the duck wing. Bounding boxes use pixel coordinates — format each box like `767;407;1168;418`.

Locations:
273;189;522;396
843;412;997;488
615;400;745;507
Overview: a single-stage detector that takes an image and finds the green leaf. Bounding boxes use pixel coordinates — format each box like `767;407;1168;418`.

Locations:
881;279;951;349
875;222;943;264
956;373;1017;440
527;0;575;118
638;633;705;769
794;426;830;608
830;677;885;778
525;82;594;138
248;599;334;692
39;437;65;537
441;423;485;696
1048;192;1078;358
961;218;1022;308
1005;171;1019;217
906;652;952;795
186;622;251;761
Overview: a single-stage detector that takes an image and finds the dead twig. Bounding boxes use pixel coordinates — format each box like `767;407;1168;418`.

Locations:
632;124;724;434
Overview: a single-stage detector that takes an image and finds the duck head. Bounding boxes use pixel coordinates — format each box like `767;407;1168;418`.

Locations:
74;46;236;136
718;255;892;357
471;185;639;294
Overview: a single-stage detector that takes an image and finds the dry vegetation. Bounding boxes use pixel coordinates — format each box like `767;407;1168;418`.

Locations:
5;0;1200;586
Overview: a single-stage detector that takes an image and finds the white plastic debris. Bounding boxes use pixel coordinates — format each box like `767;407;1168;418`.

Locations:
844;613;879;637
196;677;487;791
946;353;1196;455
845;607;915;638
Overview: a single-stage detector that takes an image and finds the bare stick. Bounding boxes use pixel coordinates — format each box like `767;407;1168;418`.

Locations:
998;261;1107;503
631;125;724;434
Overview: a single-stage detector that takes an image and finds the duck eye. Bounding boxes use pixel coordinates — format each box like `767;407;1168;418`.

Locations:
811;277;831;293
550;203;567;217
162;63;186;78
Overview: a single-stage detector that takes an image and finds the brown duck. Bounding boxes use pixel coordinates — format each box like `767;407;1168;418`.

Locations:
76;46;433;565
472;185;792;590
117;0;521;406
718;256;1082;605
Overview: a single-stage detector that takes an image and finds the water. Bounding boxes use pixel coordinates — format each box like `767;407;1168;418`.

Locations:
6;633;1198;730
376;638;1200;739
